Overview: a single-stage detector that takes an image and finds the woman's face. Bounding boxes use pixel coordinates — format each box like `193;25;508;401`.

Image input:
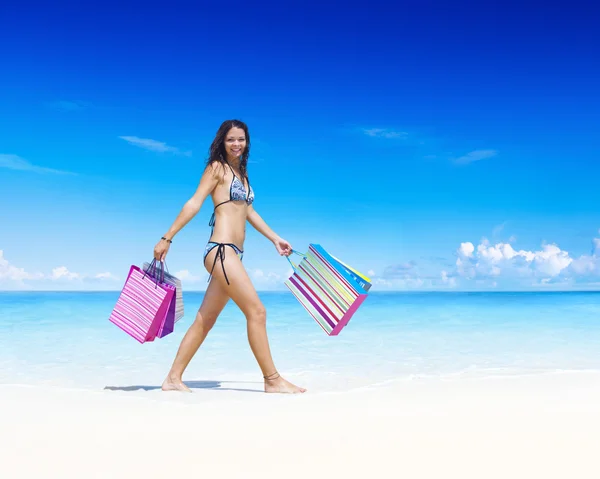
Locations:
224;127;247;160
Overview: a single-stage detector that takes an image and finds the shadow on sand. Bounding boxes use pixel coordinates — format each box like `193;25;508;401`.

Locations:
103;380;263;393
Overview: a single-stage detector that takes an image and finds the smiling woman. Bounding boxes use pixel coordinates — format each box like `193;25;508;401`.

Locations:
152;119;306;394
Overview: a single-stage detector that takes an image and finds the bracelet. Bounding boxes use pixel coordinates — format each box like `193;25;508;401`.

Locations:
161;236;172;243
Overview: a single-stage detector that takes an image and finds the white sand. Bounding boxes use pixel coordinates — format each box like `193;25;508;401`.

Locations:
2;372;600;479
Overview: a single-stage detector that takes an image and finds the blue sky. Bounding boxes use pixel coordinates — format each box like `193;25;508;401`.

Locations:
1;0;599;291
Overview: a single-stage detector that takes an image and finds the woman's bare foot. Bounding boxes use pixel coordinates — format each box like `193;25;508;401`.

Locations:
161;375;192;392
263;372;306;394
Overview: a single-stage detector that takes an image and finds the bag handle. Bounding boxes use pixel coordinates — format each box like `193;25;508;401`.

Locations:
285;249;306;273
143;258;165;287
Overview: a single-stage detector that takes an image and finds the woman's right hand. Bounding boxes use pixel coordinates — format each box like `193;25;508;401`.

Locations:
154;238;171;261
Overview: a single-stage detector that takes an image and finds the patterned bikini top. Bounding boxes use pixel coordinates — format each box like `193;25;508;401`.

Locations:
209;162;254;229
229;169;254;204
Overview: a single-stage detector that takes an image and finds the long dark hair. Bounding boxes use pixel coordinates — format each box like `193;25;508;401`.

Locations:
206;119;251;181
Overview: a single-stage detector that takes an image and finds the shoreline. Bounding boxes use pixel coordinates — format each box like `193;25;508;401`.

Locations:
3;366;600;398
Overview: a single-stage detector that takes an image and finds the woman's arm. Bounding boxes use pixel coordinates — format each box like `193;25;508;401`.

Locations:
162;162;221;241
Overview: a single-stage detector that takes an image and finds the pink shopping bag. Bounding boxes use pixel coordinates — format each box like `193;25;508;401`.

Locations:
156;294;176;338
108;263;176;343
142;260;177;339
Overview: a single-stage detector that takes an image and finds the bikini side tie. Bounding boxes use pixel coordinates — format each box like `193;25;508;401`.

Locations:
208;243;238;286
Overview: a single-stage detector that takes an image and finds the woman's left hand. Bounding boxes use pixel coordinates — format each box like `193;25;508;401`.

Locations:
273;236;293;256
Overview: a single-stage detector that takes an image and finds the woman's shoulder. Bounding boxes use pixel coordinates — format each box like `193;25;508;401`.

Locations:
205;160;227;182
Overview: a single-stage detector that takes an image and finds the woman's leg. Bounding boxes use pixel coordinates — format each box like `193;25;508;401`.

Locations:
204;245;306;394
161;276;230;392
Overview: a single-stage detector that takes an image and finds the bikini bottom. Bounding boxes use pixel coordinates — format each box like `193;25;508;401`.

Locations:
203;241;244;285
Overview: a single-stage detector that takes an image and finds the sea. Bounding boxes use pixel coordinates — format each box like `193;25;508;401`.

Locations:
1;291;600;393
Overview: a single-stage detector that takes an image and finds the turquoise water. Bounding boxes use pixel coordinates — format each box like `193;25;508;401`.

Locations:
1;291;600;392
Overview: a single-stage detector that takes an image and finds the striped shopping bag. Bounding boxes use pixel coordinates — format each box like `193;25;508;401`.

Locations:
108;263;176;343
143;261;184;322
142;260;181;338
284;244;371;335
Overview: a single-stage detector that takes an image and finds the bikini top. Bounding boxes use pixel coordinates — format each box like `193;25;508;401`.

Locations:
209;162;254;228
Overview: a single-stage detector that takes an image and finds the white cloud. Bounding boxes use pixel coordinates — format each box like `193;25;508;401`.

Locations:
566;231;600;277
441;270;457;287
362;128;408;139
477;241;526;263
0;154;75;175
119;136;191;156
453;149;498;165
252;269;281;281
372;277;430;290
0;250;44;282
249;269;283;289
570;257;595;275
174;270;203;282
95;272;119;281
458;242;475;258
593;234;600;256
367;269;375;277
382;261;416;279
531;244;573;276
452;233;600;288
375;260;449;290
50;266;82;281
0;250;121;290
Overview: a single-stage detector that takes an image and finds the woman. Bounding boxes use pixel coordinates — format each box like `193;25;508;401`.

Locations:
153;119;306;394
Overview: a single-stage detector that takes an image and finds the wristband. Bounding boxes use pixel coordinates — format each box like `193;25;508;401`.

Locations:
161;236;172;243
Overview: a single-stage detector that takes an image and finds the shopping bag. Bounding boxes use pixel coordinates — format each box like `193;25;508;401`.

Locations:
156;291;176;338
284;244;371;336
142;261;184;322
142;259;177;339
329;253;372;292
108;263;176;344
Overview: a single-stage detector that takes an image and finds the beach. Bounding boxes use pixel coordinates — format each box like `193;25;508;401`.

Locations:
2;291;600;478
2;371;600;478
